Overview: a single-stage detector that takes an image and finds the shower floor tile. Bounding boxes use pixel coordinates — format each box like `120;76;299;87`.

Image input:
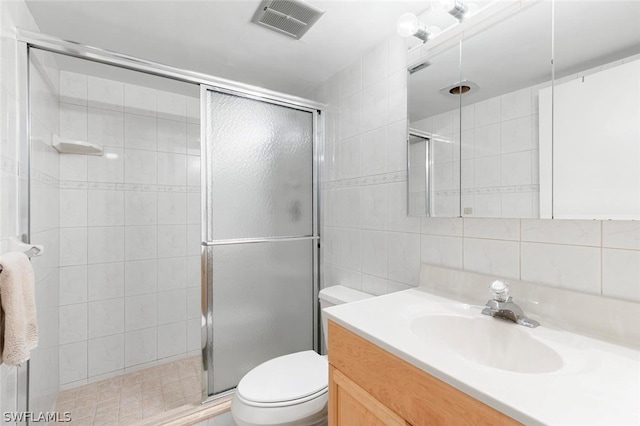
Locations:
53;355;202;425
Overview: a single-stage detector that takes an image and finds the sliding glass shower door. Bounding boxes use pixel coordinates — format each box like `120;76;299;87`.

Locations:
201;87;319;397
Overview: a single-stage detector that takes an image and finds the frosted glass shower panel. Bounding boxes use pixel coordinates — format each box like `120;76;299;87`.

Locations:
205;92;314;240
207;240;314;394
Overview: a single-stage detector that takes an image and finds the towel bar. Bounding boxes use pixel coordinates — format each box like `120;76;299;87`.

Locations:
0;237;44;274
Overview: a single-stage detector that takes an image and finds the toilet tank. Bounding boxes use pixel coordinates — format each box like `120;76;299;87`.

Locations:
318;285;373;349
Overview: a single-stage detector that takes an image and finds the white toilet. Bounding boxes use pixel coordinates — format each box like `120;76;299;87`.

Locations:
231;285;374;426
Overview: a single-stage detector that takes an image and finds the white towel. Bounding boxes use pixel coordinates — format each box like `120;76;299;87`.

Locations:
0;252;38;366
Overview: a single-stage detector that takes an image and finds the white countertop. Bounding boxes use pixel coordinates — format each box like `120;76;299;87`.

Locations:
324;288;640;425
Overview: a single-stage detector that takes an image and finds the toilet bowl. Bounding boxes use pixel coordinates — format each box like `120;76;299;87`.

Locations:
231;285;373;426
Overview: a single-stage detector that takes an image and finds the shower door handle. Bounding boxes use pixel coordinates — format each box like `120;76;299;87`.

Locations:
202;235;319;246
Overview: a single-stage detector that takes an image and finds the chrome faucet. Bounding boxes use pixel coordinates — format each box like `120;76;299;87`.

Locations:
481;280;539;328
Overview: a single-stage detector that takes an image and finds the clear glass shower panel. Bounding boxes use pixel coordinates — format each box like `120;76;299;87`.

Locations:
205;91;313;240
207;240;313;394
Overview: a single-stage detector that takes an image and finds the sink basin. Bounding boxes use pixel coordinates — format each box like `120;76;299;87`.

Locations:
411;315;563;374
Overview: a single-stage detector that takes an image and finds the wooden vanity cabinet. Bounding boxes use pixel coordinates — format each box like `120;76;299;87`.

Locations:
329;367;407;425
327;320;520;426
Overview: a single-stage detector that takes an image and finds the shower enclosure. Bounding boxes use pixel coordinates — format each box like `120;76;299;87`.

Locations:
201;88;319;397
18;30;321;423
27;47;204;424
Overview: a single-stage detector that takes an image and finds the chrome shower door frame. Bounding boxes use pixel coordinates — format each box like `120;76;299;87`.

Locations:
16;29;324;412
199;84;321;402
15;34;31;426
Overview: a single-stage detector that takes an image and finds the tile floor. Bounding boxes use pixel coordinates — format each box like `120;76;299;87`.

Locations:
52;356;202;425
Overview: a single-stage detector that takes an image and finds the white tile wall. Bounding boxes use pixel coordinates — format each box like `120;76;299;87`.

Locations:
157;257;187;291
125;294;158;331
464;237;520;279
521;242;601;293
125;114;157;150
125;149;157;184
158;322;187;359
311;32;640;306
87;262;124;301
124;327;158;367
420;234;463;269
124;84;156;117
88;146;124;182
56;72;201;385
88;107;124;147
125;259;158;295
88;76;124;111
59;341;87;384
59;227;88;266
157;118;187;153
602;249;640;301
87;226;124;263
88;298;125;338
88;334;125;377
59;266;87;305
59;304;88;344
360;230;387;278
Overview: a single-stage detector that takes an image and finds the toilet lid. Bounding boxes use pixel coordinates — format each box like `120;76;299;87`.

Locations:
237;350;328;405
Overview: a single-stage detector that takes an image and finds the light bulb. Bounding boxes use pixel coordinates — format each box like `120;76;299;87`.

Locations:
442;0;457;10
396;13;421;38
397;12;429;42
430;0;445;14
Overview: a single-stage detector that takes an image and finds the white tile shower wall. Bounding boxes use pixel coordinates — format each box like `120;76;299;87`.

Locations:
28;49;62;416
57;71;201;386
310;34;640;304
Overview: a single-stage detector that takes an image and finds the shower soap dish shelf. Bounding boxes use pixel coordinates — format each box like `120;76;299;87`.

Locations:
53;135;104;156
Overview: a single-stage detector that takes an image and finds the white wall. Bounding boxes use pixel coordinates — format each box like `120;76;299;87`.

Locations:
56;71;201;386
309;33;640;304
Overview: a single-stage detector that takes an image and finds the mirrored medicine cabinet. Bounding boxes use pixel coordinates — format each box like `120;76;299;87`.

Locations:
407;0;640;220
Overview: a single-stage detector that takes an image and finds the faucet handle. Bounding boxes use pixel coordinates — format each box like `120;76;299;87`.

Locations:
489;280;510;302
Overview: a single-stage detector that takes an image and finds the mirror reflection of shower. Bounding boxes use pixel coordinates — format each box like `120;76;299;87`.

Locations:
407;130;431;217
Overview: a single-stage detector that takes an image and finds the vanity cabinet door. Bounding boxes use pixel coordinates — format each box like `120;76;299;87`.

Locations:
329;366;407;426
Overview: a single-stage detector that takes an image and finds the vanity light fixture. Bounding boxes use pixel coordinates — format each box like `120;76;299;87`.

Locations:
396;12;431;43
443;0;468;21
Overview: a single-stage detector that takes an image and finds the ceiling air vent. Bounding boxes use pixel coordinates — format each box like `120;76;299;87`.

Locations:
251;0;325;40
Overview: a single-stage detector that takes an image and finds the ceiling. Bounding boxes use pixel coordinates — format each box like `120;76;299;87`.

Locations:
409;0;640;122
25;0;431;97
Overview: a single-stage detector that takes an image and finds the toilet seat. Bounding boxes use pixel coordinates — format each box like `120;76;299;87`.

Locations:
236;350;328;408
236;387;328;408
